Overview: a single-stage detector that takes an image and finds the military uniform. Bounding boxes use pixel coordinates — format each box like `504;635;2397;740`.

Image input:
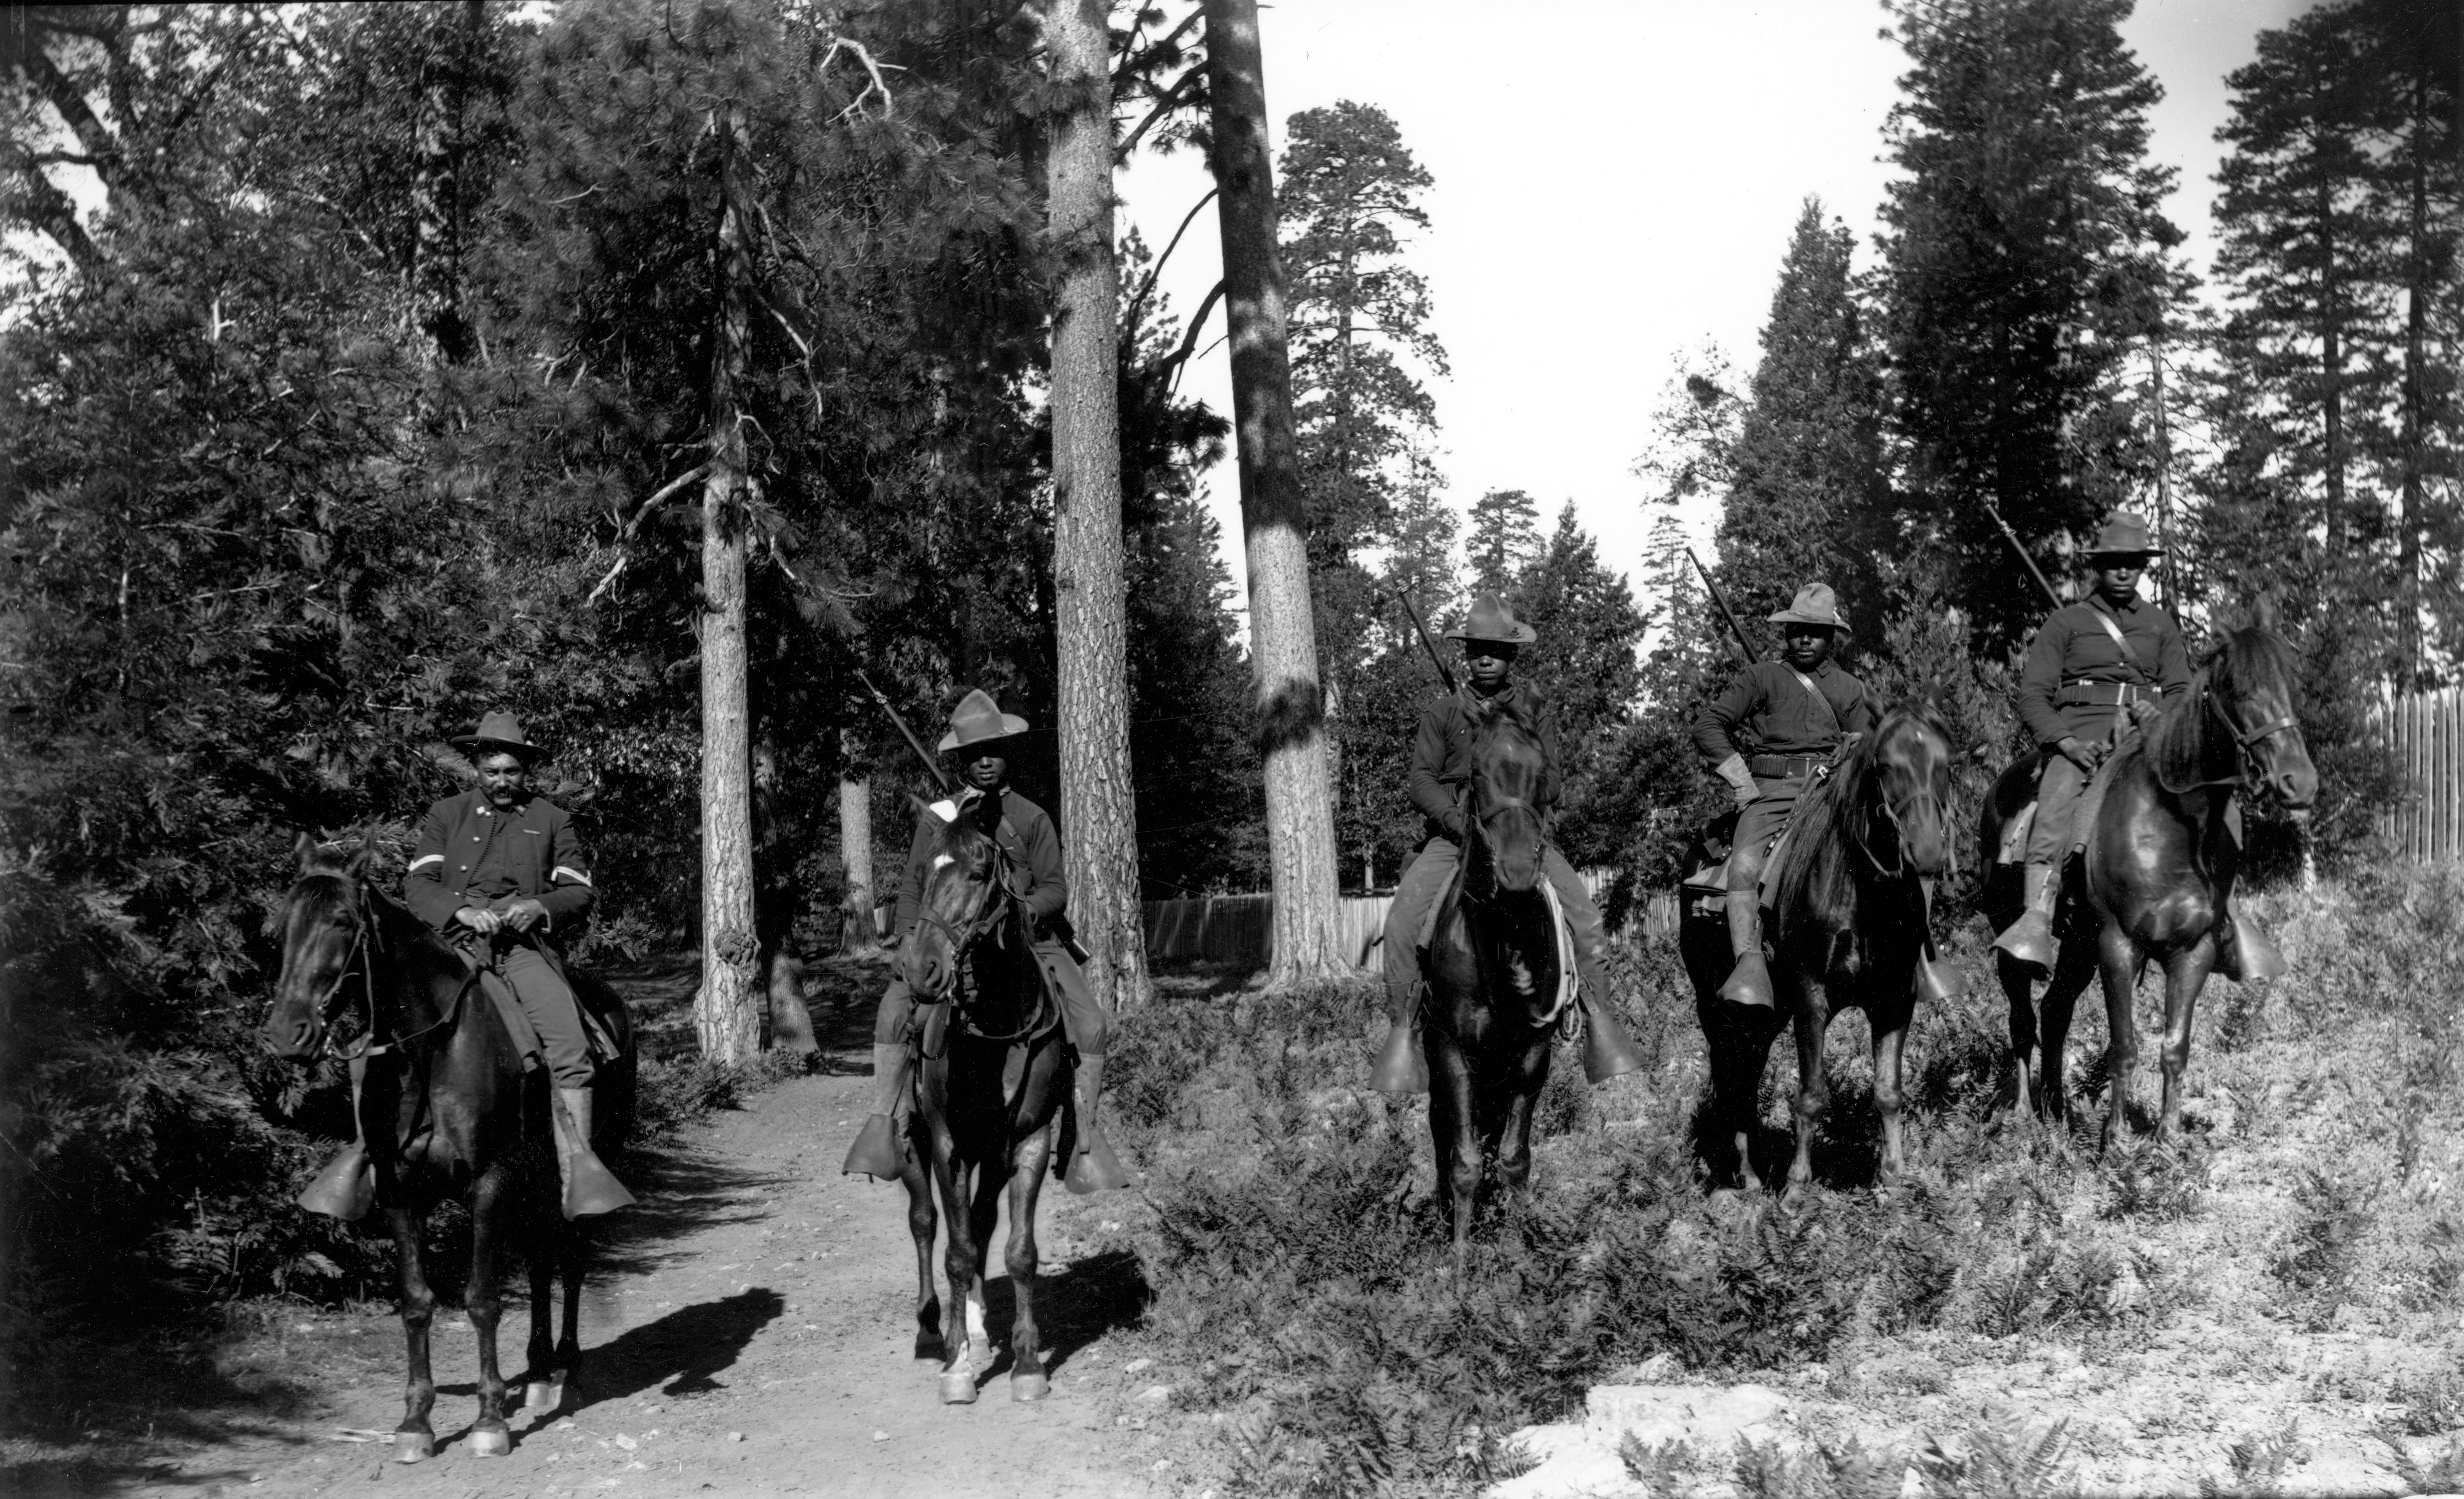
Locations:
1370;595;1644;1095
1691;583;1875;1007
842;690;1125;1195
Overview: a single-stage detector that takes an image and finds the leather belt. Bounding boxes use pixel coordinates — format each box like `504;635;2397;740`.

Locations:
2058;680;2156;708
1749;753;1828;779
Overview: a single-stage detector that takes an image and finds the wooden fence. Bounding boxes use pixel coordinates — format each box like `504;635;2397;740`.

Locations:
2384;686;2464;862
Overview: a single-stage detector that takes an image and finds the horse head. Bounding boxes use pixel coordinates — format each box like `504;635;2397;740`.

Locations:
1865;705;1956;879
1463;695;1549;896
265;833;377;1062
898;798;1013;1002
2205;622;2316;818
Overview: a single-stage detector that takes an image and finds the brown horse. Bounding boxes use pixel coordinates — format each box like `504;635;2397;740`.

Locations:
1419;694;1571;1262
890;802;1071;1404
1982;623;2314;1146
262;839;633;1463
1684;707;1955;1197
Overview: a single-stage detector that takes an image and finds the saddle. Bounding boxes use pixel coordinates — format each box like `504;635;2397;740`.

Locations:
1680;814;1795;911
452;941;621;1076
1413;856;1580;1025
1993;733;2134;869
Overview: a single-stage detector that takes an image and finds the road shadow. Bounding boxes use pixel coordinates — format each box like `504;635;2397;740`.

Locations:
557;1287;787;1411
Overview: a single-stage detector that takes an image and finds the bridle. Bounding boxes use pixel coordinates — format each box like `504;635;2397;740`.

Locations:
2203;679;2300;798
296;885;459;1064
1851;731;1954;884
910;843;1048;1043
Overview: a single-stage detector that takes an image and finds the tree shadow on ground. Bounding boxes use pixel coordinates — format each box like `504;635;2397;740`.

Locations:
977;1247;1150;1383
556;1287;787;1411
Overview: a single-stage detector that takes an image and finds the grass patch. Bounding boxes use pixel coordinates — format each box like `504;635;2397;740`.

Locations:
1108;868;2464;1496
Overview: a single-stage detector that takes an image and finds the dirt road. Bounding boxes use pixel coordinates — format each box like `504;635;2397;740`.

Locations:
93;968;1179;1499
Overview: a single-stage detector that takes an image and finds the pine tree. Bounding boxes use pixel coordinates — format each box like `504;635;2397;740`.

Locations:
1716;199;1889;633
1877;0;2188;649
1511;505;1647;866
1464;488;1541;603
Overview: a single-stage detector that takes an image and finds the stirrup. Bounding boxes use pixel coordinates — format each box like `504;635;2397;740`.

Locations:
1994;911;2054;976
841;1113;905;1179
1579;999;1647;1083
1063;1129;1130;1195
298;1143;375;1222
1719;951;1776;1009
1370;1020;1428;1094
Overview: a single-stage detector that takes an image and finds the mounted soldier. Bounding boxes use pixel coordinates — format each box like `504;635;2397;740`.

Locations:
1992;512;2281;980
1370;593;1647;1095
1692;583;1877;1009
842;689;1128;1195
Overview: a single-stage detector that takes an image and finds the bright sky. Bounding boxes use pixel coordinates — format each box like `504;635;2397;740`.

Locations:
1118;0;2314;629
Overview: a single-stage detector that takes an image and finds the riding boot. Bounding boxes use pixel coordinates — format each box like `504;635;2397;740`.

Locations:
2214;902;2287;983
1718;889;1775;1008
1063;1052;1130;1196
1994;863;2060;975
298;1055;375;1222
1370;983;1429;1094
1578;991;1648;1083
840;1042;913;1179
551;1086;636;1220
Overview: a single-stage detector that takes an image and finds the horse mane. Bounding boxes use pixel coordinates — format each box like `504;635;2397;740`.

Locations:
2140;625;2296;793
1771;702;1951;925
1465;692;1547;802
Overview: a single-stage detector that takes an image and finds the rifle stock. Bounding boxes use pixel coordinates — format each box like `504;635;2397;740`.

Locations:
1979;498;2063;613
1688;548;1760;666
855;670;955;794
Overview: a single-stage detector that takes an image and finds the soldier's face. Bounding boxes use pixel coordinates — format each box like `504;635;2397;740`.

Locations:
2092;559;2144;603
1462;641;1517;689
962;752;1007;791
477;752;529;809
1782;625;1834;669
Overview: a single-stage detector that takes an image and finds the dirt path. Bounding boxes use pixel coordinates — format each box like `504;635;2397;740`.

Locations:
94;965;1179;1499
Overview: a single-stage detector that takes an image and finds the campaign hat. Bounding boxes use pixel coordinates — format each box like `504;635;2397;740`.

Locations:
450;710;549;764
1443;593;1537;646
939;689;1032;752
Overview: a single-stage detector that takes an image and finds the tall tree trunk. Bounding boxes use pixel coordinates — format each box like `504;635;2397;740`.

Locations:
1205;0;1347;984
697;102;761;1064
2396;75;2430;690
1043;0;1148;1012
409;0;480;366
838;729;880;957
2318;172;2346;556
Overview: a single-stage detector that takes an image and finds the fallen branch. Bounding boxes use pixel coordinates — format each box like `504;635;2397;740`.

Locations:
819;37;902;121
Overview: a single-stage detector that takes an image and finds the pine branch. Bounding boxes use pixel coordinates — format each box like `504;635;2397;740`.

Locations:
1151;277;1225;384
1123;186;1217;332
1117;66;1201;162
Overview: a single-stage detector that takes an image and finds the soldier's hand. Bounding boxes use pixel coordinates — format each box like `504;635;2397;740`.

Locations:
502;898;550;933
1730;780;1760;811
2056;736;2103;774
454;906;501;936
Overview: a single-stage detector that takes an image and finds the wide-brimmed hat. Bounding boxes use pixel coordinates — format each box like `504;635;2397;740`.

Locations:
939;688;1031;752
1443;593;1537;646
2085;511;2164;559
450;710;548;764
1768;583;1848;632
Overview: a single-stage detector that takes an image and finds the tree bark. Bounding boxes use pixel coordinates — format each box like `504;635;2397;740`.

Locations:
2395;70;2430;690
409;0;480;365
1204;0;1348;984
695;101;761;1065
1043;0;1149;1012
837;731;880;957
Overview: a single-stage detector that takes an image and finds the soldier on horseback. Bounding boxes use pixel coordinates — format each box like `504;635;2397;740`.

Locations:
1992;513;2280;980
1693;583;1876;1009
842;689;1128;1195
1370;595;1647;1094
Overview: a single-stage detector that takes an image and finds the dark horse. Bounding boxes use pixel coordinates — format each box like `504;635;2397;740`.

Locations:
1682;707;1955;1197
1981;622;2314;1145
263;840;633;1463
1419;694;1575;1261
890;802;1070;1404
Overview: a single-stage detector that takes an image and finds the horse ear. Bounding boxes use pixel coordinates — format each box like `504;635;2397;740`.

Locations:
2250;592;2281;635
345;842;375;881
293;832;320;876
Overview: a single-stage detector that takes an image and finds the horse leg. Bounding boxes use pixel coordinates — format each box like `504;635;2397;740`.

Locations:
2039;939;2097;1127
934;1142;983;1404
1783;977;1832;1204
1870;996;1913;1187
1997;951;2039;1118
1491;1039;1549;1213
1005;1116;1056;1403
463;1170;514;1457
2096;918;2143;1154
556;1221;586;1398
902;1124;942;1362
2155;943;2216;1145
388;1206;439;1463
1427;1039;1479;1272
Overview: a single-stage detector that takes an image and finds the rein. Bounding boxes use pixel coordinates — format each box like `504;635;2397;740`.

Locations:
309;892;465;1065
2158;675;2299;798
916;852;1051;1045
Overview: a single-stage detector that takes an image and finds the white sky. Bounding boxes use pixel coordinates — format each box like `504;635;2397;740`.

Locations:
1118;0;2314;627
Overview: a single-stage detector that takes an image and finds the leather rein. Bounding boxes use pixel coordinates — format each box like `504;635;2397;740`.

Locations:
912;849;1051;1045
2167;675;2299;799
304;887;464;1066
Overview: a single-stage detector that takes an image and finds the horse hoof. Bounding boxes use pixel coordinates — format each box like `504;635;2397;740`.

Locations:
524;1381;562;1414
1011;1371;1050;1403
394;1432;435;1464
467;1426;512;1458
940;1369;980;1405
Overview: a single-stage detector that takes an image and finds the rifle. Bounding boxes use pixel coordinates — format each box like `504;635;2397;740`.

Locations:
1978;498;2063;613
1389;586;1457;693
1688;548;1760;666
854;669;955;794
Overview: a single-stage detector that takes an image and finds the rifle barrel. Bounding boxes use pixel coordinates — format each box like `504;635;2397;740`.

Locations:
855;670;954;793
1688;548;1760;665
1979;500;2063;611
